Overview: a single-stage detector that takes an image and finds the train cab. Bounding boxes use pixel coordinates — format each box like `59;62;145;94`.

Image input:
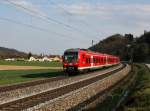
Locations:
63;49;79;72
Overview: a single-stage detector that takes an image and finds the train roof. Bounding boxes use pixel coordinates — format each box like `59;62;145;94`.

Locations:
64;48;79;52
64;48;119;58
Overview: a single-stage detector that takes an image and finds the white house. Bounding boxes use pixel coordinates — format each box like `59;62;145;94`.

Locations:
5;58;15;61
28;56;60;62
28;57;37;61
49;56;61;62
42;57;52;62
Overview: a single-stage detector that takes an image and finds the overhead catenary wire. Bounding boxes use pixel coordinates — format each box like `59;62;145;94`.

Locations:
0;17;63;36
47;0;100;40
5;0;98;41
0;17;86;43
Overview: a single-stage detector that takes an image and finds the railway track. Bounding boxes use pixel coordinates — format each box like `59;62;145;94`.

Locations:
0;76;66;93
0;64;120;93
0;64;122;105
0;64;127;111
71;64;134;111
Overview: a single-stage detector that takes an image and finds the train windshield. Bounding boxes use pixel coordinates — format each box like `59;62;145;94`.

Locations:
64;52;78;63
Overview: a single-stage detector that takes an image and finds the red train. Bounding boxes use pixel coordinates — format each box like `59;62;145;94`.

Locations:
63;48;120;73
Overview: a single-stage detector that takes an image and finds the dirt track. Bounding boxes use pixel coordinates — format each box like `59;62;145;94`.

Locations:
0;65;62;70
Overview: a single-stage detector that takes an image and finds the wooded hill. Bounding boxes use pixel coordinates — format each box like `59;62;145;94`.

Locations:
0;47;27;59
89;32;150;62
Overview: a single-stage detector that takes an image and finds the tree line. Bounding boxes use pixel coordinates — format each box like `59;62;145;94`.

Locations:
89;31;150;62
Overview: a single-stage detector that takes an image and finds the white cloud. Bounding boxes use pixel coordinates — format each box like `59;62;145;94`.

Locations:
50;2;150;36
55;3;150;17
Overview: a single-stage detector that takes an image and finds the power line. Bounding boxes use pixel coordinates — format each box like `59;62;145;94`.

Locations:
47;0;100;40
5;0;98;40
47;0;73;16
0;17;48;32
0;17;85;43
0;17;92;44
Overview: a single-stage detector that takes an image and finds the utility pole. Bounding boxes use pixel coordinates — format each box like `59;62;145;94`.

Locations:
126;43;133;72
131;39;136;72
92;40;94;47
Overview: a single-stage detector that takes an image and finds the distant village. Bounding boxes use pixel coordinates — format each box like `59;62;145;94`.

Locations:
0;47;63;62
4;55;62;62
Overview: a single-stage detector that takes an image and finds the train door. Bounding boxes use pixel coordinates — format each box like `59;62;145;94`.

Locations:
91;55;93;67
81;54;86;67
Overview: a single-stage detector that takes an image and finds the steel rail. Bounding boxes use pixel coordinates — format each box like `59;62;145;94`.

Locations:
0;64;126;111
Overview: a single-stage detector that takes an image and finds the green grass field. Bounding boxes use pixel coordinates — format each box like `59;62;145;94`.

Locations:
0;60;62;67
0;61;64;86
0;69;64;86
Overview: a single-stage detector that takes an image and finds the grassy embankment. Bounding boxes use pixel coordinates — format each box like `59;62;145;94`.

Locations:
88;64;150;111
119;64;150;111
0;61;63;86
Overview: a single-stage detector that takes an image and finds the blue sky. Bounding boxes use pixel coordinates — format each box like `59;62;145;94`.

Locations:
0;0;150;55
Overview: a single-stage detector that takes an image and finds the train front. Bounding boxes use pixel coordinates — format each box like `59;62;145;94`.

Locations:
63;49;79;73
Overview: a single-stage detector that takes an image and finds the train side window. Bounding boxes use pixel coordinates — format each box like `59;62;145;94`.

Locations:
101;58;103;63
93;58;95;63
89;58;91;63
82;55;85;59
86;58;88;63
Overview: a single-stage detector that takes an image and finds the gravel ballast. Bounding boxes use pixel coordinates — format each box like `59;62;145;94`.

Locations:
0;65;122;105
24;65;130;111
